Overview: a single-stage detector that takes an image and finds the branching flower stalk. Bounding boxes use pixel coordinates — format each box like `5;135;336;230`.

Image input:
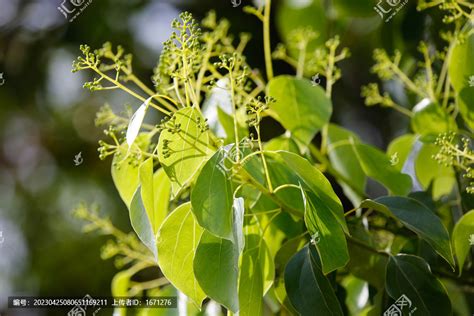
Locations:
435;133;474;193
417;0;474;22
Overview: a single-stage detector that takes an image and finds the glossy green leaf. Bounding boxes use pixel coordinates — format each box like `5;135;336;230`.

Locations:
385;254;452;315
242;152;304;216
158;107;214;196
361;197;454;267
284;244;344;315
112;134;150;207
191;148;234;240
353;143;412;196
156;202;206;306
126;97;152;147
268;76;332;146
277;151;349;234
194;231;239;313
452;210;474;275
130;187;157;258
303;189;349;274
327;124;366;205
274;236;306;314
232;197;245;254
411;99;456;139
139;160;171;234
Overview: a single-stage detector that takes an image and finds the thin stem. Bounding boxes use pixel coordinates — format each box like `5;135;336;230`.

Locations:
263;0;274;80
126;73;177;112
273;183;301;194
229;71;241;162
92;67;171;116
296;44;307;78
344;206;360;217
256;118;273;192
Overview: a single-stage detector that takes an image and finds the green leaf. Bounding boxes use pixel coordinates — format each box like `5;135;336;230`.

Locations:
353;143;412;196
327;124;366;205
156;202;206;306
126;97;152;147
111;271;131;316
411;99;456;139
361;197;455;267
441;279;471;316
449;22;474;130
111;270;130;296
242;152;304;216
284;244;344;315
385;254;452;315
274;236;306;314
264;135;300;153
268;76;332;146
239;249;263;316
130;187;157;258
112;134;150;207
415;143;455;198
302;189;349;274
449;22;474;93
458;87;474;130
387;134;417;171
158;107;214;197
238;235;268;316
194;231;239;313
191;148;234;240
277;151;349;234
232;197;245;254
139;160;171;234
452;210;474;275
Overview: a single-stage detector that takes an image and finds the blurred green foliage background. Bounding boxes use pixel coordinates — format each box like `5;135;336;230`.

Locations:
0;0;460;315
